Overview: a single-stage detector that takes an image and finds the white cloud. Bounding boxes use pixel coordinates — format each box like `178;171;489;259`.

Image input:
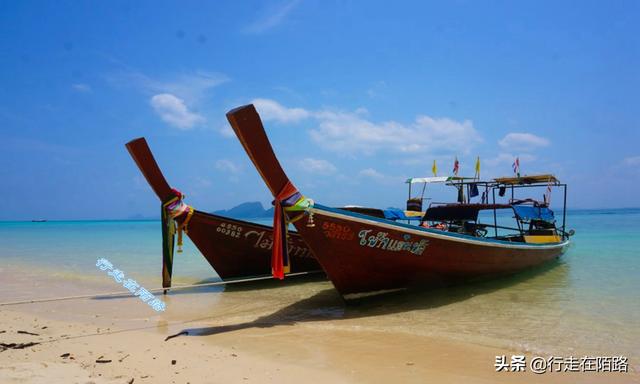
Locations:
358;168;385;180
310;110;481;155
215;159;242;174
251;98;482;155
160;71;229;102
499;132;550;150
298;158;337;175
72;83;91;93
623;156;640;166
243;0;300;34
150;93;204;129
252;98;310;123
109;70;229;103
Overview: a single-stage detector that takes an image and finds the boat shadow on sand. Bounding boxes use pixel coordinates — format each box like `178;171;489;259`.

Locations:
177;259;569;337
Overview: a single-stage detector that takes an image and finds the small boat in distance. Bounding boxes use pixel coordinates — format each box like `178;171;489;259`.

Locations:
31;219;47;222
125;138;321;289
226;104;573;299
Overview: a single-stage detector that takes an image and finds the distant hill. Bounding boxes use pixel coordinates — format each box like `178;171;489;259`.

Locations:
212;201;273;219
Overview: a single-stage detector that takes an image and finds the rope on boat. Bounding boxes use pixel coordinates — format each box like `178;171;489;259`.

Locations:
0;271;322;307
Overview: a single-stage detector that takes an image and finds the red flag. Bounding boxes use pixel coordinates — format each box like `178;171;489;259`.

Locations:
453;157;459;176
512;157;520;177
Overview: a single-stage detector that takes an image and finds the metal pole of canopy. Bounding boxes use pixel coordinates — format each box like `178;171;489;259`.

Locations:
515;210;523;234
492;187;498;237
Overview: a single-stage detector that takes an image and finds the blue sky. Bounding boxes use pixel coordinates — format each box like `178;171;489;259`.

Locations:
1;0;639;220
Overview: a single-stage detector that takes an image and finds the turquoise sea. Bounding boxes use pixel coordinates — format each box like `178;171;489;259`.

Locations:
1;209;639;366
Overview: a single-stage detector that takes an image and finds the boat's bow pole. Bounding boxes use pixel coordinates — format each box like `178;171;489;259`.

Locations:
125;138;184;291
226;105;313;279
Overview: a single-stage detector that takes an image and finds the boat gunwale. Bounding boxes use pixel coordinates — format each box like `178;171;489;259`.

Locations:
311;204;570;250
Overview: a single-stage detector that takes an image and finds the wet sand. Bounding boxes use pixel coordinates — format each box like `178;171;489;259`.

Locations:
0;267;637;383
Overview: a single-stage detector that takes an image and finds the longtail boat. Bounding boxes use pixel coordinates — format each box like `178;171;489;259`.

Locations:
226;105;573;299
125;138;320;289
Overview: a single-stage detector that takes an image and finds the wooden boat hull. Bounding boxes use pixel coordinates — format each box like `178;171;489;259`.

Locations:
180;209;317;279
295;205;569;297
125;137;319;282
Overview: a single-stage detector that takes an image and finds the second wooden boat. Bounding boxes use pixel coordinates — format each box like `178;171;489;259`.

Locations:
125;137;320;289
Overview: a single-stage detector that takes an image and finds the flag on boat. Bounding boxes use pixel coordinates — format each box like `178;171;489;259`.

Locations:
474;156;481;179
512;157;520;177
432;160;438;176
469;183;479;198
453;157;459;176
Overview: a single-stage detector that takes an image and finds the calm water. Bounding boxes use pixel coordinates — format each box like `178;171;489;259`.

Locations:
1;209;639;362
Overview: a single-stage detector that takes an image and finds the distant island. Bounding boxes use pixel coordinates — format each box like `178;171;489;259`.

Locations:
212;201;274;219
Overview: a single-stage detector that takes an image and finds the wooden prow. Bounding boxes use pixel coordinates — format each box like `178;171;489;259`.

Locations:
125;137;176;290
226;104;294;197
125;137;173;201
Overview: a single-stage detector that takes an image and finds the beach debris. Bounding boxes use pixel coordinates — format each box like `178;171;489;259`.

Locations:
140;375;149;378
0;330;5;334
171;359;176;365
119;353;130;362
41;326;48;329
128;379;135;384
17;330;40;336
406;362;415;366
231;353;238;357
0;342;40;351
95;358;112;363
60;352;71;358
164;331;188;341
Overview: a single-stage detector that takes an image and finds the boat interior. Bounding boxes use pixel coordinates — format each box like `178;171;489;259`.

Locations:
341;174;571;244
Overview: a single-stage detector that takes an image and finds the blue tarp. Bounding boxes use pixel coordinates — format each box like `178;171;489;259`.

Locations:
513;205;555;222
383;208;423;221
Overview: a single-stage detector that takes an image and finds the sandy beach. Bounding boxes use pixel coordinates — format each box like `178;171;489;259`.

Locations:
1;265;637;384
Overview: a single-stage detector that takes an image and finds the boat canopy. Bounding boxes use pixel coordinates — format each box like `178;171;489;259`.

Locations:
512;205;555;223
406;176;475;184
494;174;560;185
424;203;512;222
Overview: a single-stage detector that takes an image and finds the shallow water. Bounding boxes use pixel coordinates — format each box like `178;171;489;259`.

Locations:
1;209;639;363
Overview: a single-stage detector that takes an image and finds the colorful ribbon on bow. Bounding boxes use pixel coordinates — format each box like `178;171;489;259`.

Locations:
163;188;194;253
271;182;314;279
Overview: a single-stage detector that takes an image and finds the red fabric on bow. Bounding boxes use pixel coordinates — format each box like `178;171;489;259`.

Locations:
272;181;299;279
